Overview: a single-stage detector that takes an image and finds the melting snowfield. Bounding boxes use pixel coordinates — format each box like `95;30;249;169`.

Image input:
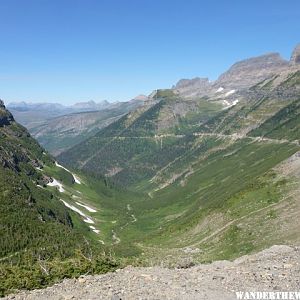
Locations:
89;226;100;234
60;201;100;234
224;89;236;97
215;87;224;93
55;162;81;184
76;202;97;212
60;199;94;224
47;179;65;193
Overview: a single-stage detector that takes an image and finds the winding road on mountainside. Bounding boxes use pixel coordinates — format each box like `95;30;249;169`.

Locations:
79;131;299;179
78;132;299;144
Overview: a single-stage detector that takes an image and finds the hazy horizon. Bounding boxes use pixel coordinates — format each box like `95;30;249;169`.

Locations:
4;98;118;106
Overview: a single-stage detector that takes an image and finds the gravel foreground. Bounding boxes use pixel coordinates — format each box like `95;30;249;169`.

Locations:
4;245;300;300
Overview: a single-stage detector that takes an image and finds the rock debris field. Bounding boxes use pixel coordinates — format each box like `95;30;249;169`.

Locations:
5;245;300;300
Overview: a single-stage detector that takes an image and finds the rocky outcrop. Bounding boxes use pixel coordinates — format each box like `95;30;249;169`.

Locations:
174;77;210;89
0;100;14;126
290;44;300;65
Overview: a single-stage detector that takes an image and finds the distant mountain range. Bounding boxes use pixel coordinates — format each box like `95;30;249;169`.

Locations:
7;99;110;113
6;100;111;128
7;98;146;155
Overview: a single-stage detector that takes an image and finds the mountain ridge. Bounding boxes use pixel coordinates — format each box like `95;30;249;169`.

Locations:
172;44;300;98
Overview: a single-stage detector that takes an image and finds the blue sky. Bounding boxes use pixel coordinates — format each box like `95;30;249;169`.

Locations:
0;0;299;104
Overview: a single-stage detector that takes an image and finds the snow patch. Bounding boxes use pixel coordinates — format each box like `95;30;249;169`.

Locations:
60;199;94;224
222;99;239;109
75;202;97;213
60;200;85;216
223;100;230;106
47;178;65;193
83;217;94;224
131;214;137;222
73;174;81;184
215;87;224;93
224;89;236;97
89;225;100;234
232;99;239;106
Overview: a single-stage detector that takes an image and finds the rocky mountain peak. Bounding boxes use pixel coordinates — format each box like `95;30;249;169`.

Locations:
290;44;300;65
216;52;288;89
133;94;148;101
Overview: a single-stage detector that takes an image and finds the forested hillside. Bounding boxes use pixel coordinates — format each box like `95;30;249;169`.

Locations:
0;100;118;296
